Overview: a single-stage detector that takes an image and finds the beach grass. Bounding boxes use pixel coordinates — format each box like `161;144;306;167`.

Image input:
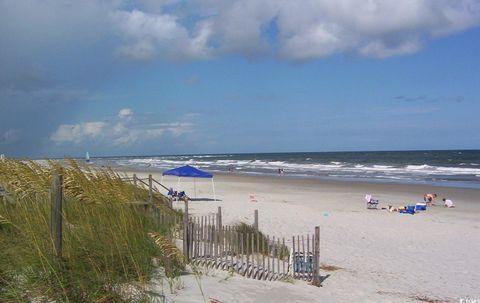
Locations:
232;222;289;260
0;159;183;302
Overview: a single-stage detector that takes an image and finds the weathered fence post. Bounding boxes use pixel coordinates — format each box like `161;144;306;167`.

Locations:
254;209;258;231
148;174;153;204
133;174;137;186
217;206;222;230
183;199;189;261
312;226;321;286
292;236;296;278
50;173;63;258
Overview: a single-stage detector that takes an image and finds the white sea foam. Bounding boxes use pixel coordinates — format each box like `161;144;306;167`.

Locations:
373;165;394;169
122;158;480;176
111;155;480;187
406;164;432;170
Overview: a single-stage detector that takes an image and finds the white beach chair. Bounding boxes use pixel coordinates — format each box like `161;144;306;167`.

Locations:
365;194;379;209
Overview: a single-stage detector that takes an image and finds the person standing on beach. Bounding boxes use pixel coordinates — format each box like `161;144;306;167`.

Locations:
424;193;437;206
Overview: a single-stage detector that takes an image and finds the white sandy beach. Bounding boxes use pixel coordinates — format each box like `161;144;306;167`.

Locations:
122;170;480;303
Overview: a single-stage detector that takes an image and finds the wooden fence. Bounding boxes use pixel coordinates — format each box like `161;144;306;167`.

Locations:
182;204;321;285
121;174;174;208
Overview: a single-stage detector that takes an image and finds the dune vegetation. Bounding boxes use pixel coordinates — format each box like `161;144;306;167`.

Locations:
0;159;184;302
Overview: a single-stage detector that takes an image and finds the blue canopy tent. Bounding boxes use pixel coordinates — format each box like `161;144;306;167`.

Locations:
161;165;215;200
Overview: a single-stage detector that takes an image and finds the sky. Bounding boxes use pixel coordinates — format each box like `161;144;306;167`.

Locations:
1;0;480;158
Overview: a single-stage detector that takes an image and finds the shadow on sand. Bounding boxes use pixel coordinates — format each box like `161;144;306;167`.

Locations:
320;274;331;284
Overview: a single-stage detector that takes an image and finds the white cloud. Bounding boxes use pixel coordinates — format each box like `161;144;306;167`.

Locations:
112;9;213;61
118;108;134;119
51;122;107;143
1;0;479;63
359;39;421;58
50;109;193;145
274;0;480;59
110;0;480;60
1;129;21;143
112;122;193;145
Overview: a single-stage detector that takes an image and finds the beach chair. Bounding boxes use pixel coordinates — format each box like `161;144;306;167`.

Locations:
365;194;379;209
291;252;314;280
298;253;314;273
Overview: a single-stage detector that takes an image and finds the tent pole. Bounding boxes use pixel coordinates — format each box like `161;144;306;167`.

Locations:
194;178;197;199
177;177;180;191
161;175;164;184
212;178;216;201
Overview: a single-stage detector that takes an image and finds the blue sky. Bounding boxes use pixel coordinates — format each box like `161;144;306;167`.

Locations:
1;0;479;158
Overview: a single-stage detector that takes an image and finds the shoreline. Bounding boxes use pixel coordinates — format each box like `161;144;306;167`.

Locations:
110;163;480;194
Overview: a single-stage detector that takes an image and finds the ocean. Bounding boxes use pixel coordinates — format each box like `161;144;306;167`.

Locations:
93;150;480;189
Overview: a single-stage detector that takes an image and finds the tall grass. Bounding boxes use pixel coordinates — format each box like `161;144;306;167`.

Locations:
0;159;184;302
233;222;289;260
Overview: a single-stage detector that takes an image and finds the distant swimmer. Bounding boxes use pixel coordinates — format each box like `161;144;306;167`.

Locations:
278;168;284;174
424;193;437;206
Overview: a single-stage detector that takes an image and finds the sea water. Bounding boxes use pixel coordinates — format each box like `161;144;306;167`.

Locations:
93;150;480;189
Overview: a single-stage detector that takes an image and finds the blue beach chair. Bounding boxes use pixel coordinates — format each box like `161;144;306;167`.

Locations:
294;252;314;273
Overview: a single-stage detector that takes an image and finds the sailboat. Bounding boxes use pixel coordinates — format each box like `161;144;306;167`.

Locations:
85;152;91;164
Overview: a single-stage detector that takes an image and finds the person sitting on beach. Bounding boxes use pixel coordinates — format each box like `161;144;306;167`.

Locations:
424;193;437;206
443;198;455;208
387;205;398;212
177;191;188;202
388;205;412;213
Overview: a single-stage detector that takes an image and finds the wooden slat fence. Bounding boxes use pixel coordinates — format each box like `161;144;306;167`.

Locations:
185;218;292;281
291;227;320;282
151;203;179;227
182;206;321;284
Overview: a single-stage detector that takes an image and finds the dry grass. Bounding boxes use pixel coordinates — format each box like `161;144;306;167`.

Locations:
0;158;183;302
0;158;173;210
149;232;185;276
232;222;290;260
